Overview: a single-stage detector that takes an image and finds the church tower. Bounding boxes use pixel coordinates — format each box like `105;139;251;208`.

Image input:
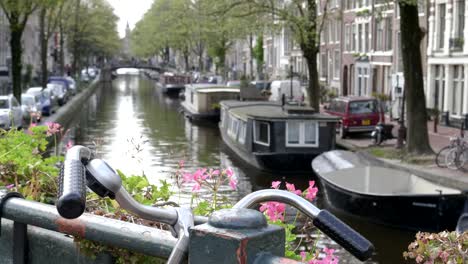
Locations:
122;21;132;58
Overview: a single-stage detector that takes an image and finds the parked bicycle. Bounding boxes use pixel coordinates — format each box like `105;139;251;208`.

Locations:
435;123;468;170
56;146;374;263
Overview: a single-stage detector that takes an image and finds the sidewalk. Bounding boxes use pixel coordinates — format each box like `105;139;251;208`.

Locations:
336;119;468;190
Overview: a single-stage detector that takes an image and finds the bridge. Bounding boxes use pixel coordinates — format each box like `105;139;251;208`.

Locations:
109;62;163;72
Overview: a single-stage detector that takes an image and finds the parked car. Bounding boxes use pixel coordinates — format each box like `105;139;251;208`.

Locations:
48;76;74;96
47;83;68;106
65;76;77;95
325;96;384;138
21;94;42;122
0;95;23;130
80;69;90;82
26;87;58;116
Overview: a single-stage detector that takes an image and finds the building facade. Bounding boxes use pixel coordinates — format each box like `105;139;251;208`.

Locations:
426;0;468;125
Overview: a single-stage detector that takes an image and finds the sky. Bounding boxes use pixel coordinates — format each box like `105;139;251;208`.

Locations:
107;0;153;38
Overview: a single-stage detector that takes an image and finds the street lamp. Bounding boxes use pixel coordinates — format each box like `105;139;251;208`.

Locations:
289;57;294;100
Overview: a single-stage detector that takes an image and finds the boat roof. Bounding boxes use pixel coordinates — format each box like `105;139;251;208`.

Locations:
333;96;376;102
221;100;339;121
312;150;462;196
186;84;229;90
197;88;240;93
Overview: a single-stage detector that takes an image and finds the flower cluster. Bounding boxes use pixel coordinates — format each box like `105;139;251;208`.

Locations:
403;231;467;264
46;122;63;136
302;248;339;264
259;180;318;221
182;167;237;192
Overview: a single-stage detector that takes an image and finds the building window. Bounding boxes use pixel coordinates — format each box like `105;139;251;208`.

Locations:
286;121;319;147
352;23;357;51
345;24;351;51
254;121;270;146
333;49;340;79
335;21;341;43
418;0;426;14
358;24;363;52
434;65;445;111
357;67;369;96
364;23;369;52
320;52;327;78
376;19;384;51
455;1;465;39
438;4;446;49
385;17;393;51
452;66;464;116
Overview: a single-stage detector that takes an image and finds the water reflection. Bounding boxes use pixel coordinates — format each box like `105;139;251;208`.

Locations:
66;73;416;264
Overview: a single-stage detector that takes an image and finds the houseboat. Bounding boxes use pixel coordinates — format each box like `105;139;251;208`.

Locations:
181;84;240;121
156;72;191;96
219;100;340;172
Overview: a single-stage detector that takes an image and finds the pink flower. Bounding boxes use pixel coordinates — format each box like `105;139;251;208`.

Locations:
300;251;307;262
211;169;220;176
271;181;281;189
46;122;62;136
225;168;233;177
259;202;285;221
323;247;335;256
229;177;237;190
192;182;201;192
6;184;14;189
286;182;302;195
183;172;194;183
65;140;74;151
305;181;319;202
178;160;185;168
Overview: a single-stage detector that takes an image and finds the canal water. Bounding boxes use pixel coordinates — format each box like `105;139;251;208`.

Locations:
66;72;415;264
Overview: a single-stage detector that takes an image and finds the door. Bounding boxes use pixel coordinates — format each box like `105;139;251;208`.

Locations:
343;66;348;96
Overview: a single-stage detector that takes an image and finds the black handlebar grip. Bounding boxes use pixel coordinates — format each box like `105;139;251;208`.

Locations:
57;159;87;219
313;210;374;261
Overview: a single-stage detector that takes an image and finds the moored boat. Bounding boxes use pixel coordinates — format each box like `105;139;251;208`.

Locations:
312;150;467;231
156;73;191;96
181;84;240;121
220;100;340;172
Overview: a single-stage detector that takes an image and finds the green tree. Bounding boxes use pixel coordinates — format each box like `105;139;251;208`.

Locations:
0;0;41;103
39;0;65;88
223;0;330;110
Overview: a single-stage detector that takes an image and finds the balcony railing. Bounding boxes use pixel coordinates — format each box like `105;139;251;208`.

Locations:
449;37;464;51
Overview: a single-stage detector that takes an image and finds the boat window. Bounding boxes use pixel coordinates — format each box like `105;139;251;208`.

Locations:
0;99;8;109
286;121;319;147
254;121;270;146
238;121;246;144
228;116;239;139
287;121;300;144
220;108;226;127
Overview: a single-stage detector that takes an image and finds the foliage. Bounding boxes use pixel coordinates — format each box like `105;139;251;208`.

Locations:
403;231;468;264
259;181;338;263
372;92;391;102
0;125;63;203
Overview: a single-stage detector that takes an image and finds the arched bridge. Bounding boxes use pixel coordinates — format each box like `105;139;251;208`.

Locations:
109;62;163;72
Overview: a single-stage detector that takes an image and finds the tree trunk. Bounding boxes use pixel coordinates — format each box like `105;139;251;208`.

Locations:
304;51;320;111
10;22;23;104
399;1;433;154
40;8;48;88
249;33;254;79
59;17;65;75
72;0;81;76
183;49;190;72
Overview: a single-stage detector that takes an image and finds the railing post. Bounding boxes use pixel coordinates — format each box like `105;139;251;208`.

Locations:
189;208;286;264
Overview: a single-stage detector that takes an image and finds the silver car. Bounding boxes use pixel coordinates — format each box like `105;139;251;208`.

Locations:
0;95;23;130
21;94;42;123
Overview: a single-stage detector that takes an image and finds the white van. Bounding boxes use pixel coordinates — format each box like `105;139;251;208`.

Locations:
269;80;303;102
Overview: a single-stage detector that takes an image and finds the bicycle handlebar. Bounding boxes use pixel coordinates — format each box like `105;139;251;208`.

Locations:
57;146;91;219
57;146;373;262
233;190;374;261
